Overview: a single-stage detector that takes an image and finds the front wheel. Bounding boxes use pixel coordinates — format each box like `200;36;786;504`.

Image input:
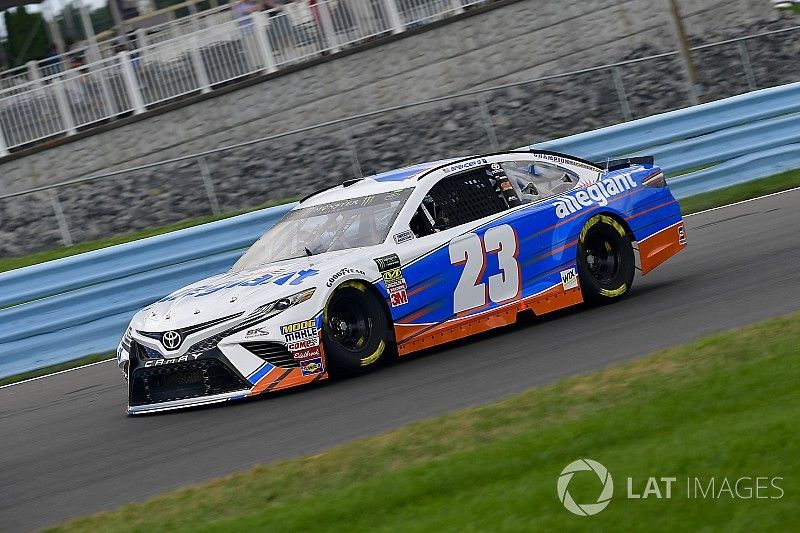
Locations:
577;215;635;304
323;281;389;376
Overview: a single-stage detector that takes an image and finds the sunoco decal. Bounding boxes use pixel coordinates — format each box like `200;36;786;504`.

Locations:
299;357;324;376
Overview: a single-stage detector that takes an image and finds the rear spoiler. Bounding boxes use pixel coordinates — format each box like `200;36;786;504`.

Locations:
594;155;654;172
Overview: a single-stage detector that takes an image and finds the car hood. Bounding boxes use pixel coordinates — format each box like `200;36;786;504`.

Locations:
133;249;369;331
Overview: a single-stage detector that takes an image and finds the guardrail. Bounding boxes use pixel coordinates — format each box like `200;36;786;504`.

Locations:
1;82;799;378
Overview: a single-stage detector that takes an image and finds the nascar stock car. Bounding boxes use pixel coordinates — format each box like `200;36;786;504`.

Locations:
117;150;686;414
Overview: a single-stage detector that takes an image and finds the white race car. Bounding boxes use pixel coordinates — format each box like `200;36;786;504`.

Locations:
117;150;685;414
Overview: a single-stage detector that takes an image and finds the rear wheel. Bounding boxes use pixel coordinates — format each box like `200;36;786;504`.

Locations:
323;281;389;376
577;215;635;304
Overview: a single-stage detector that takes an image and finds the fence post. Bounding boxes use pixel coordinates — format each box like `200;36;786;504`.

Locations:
0;123;8;157
612;66;633;121
135;28;148;48
382;0;404;34
27;61;44;90
48;189;74;247
737;40;757;92
317;1;342;52
52;78;77;135
477;92;499;151
251;12;278;73
119;51;146;114
189;36;212;93
197;156;221;215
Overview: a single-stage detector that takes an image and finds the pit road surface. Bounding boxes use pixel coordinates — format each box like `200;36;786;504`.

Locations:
2;189;799;531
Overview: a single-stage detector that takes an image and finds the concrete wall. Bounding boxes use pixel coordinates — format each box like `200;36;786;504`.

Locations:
0;0;798;255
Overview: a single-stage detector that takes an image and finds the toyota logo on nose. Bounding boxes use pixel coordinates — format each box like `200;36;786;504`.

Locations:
162;330;182;350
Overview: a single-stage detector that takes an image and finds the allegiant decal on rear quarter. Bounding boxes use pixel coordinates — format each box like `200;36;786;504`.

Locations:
553;174;637;218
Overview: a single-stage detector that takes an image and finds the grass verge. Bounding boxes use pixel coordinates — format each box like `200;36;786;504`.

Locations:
51;313;800;532
0;353;113;387
679;168;800;215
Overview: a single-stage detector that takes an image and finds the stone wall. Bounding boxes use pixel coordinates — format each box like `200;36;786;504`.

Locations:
0;0;797;256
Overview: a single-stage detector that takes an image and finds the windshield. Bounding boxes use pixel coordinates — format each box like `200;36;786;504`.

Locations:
232;189;413;271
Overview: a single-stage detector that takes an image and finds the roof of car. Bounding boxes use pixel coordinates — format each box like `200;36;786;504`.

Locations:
299;159;458;206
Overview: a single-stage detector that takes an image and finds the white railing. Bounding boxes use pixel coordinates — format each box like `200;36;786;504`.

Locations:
0;0;488;155
0;4;237;96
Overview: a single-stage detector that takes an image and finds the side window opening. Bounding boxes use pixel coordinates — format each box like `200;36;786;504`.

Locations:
409;167;510;237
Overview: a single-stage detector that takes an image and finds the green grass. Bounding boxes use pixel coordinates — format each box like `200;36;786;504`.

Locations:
0;197;299;274
51;313;800;532
679;168;800;215
0;353;113;387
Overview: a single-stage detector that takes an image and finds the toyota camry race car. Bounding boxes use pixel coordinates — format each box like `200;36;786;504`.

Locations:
117;150;686;414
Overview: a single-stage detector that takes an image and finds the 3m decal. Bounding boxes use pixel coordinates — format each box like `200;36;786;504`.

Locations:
678;224;687;245
389;289;409;307
299;357;324;376
560;268;578;290
449;224;520;314
553;175;637;219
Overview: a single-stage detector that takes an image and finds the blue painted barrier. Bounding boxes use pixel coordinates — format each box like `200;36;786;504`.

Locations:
2;82;799;379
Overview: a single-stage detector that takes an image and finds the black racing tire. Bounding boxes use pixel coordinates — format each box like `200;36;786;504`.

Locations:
577;215;635;305
323;281;389;376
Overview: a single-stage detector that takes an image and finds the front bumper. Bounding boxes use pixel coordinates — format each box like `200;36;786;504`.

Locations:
128;389;248;415
126;344;252;415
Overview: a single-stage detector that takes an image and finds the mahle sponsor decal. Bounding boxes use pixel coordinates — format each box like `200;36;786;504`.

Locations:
553;175;637;219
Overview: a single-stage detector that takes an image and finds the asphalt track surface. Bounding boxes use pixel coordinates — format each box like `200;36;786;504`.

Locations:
2;190;800;531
